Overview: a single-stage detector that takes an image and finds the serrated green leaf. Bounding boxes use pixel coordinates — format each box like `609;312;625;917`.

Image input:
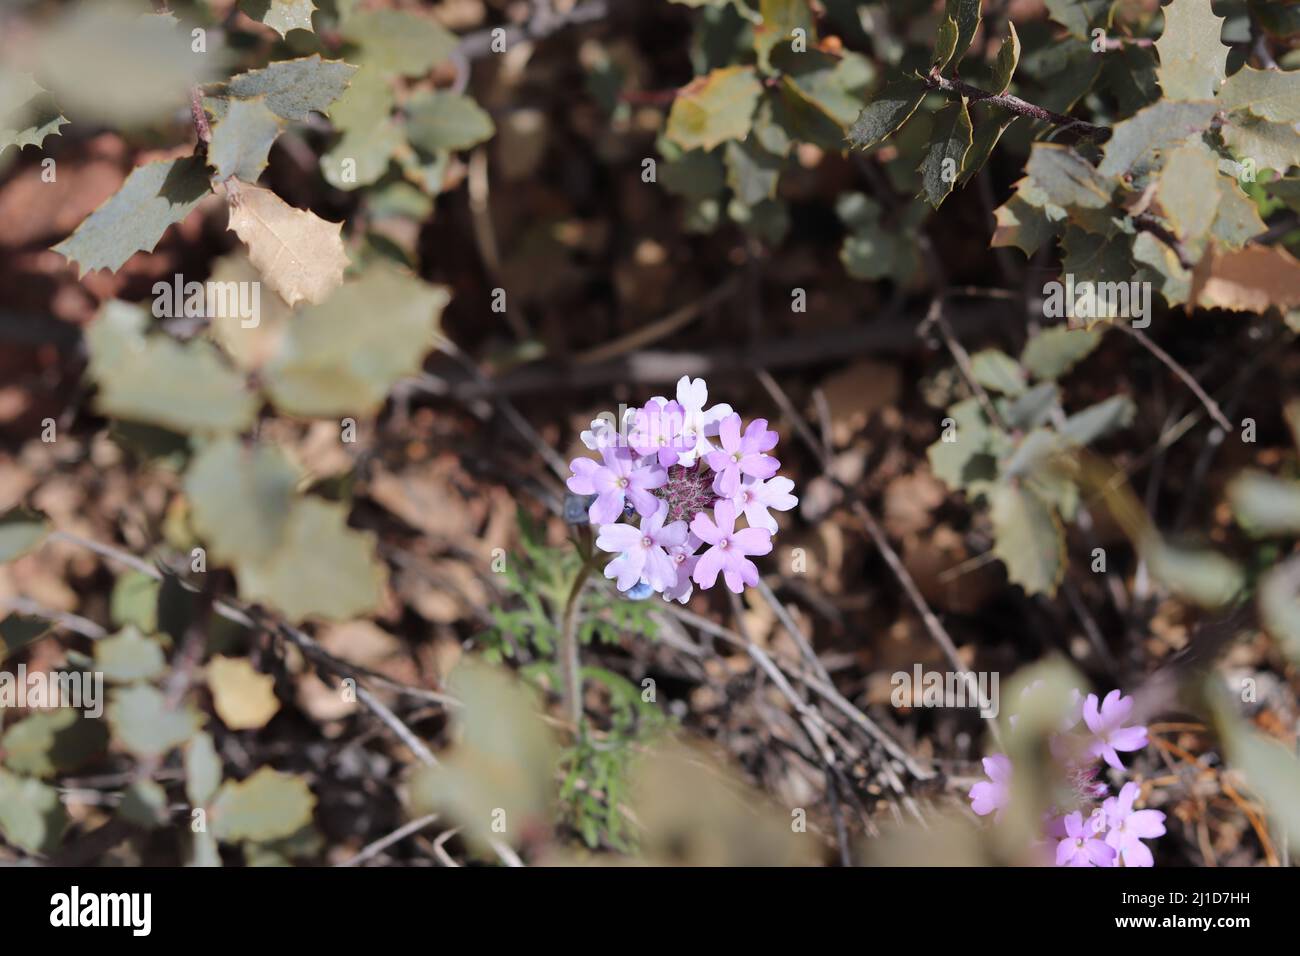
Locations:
848;76;926;150
186;732;223;808
1017;143;1111;224
235;498;384;621
969;349;1027;395
2;710;107;779
85;302;257;433
1155;0;1227;100
53;157;211;276
932;16;960;71
1220;112;1300;176
264;267;447;417
666;66;763;152
1216;66;1300;124
0;769;66;854
990;22;1020;96
0;507;48;563
1059;394;1135;446
240;0;317;38
770;76;845;150
1059;228;1136;307
991;482;1066;597
1228;471;1300;536
927;397;995;490
94;627;166;683
107;684;203;759
0;70;66;155
1021;326;1102;381
406;92;495;153
992;193;1058;257
211;768;316;842
1097;100;1218;180
918;97;972;208
208;97;283;183
208;56;358;123
341;9;458;77
944;0;982;66
1157;143;1221;249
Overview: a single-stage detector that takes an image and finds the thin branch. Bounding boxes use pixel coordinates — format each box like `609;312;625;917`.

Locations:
922;69;1109;141
337;814;441;867
1115;324;1233;432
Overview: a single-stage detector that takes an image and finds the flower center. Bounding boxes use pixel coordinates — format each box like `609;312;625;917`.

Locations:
731;451;742;463
617;477;629;488
651;463;720;523
640;536;653;549
718;537;730;550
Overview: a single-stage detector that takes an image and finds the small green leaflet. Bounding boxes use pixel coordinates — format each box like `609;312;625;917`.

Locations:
990;22;1020;96
185;438;300;566
1019;326;1102;380
944;0;982;67
932;17;960;71
239;0;317;38
341;9;459;77
210;768;316;843
0;769;66;854
1154;0;1227;101
54;156;211;275
1096;100;1217;179
107;685;204;759
918;97;972;208
991;482;1066;597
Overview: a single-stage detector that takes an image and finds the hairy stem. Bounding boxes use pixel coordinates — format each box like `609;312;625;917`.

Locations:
923;69;1110;141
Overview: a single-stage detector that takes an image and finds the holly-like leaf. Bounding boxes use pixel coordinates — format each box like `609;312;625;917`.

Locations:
341;9;459;77
184;437;299;566
405;92;496;153
931;17;960;71
208;97;284;184
94;627;166;683
240;0;317;38
207;656;281;731
1228;472;1300;536
1154;0;1228;101
991;482;1066;597
958;110;1013;188
263;267;449;417
753;0;816;72
211;768;316;842
0;70;66;155
226;182;349;308
234;498;384;622
1096;100;1218;180
990;22;1020;96
0;769;66;854
918;97;972;208
107;684;203;759
666;66;763;152
991;193;1058;257
85;302;258;434
53;156;211;276
1220;113;1300;175
1020;326;1102;380
943;0;982;67
0;507;49;563
208;56;357;123
848;76;926;151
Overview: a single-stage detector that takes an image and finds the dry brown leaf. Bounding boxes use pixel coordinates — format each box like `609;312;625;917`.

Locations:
816;360;901;447
1192;244;1300;314
225;181;348;308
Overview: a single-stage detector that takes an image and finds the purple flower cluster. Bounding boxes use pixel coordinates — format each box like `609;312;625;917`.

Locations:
969;687;1166;867
567;376;797;600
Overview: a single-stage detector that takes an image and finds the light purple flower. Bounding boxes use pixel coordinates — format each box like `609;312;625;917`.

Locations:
1055;811;1116;867
628;399;692;468
1103;782;1165;867
596;501;688;592
969;753;1012;821
690;499;773;593
660;534;703;604
731;475;798;534
656;375;733;468
580;408;635;451
1083;690;1149;771
706;414;779;498
567;446;666;524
